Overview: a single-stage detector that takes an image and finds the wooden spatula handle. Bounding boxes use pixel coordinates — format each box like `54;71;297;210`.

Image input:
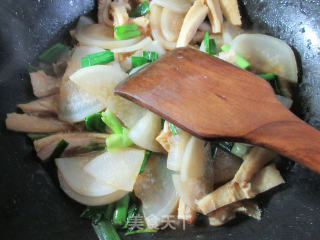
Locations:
246;118;320;173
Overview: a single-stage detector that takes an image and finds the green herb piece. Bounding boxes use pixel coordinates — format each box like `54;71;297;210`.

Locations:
161;119;165;129
131;56;148;68
92;219;121;240
114;24;141;40
258;73;282;95
129;1;150;17
101;110;124;134
235;54;251;69
105;203;115;221
125;229;157;236
85;113;106;132
204;32;217;56
106;132;133;151
27;65;39;73
220;44;250;69
169;123;177;135
81;50;114;68
81;206;106;224
27;133;49;141
221;44;231;52
38;43;70;63
113;194;130;227
139;150;151;174
49;140;69;160
215;142;234;153
123;203;137;229
80;141;106;151
231;143;249;158
143;51;158;62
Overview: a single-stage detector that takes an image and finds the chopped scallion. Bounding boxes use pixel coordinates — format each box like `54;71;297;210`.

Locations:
85;113;106;133
220;44;250;69
27;65;39;73
106;132;133;151
258;73;282;95
101;110;124;134
105;203;115;221
80;141;106;151
124;203;137;229
92;219;121;240
113;194;130;227
27;133;50;141
235;54;251;69
143;51;158;62
169;123;177;135
231;143;250;157
139;150;151;174
161;119;165;129
129;1;150;17
204;32;217;56
125;229;157;236
49;140;69;160
81;50;114;68
114;24;141;40
38;43;70;64
221;44;231;52
131;56;148;68
81;206;106;224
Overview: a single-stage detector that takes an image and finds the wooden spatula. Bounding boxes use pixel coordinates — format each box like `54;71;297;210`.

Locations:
115;48;320;173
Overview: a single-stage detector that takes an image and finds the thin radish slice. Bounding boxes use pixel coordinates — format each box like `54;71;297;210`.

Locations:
84;148;145;191
151;0;191;13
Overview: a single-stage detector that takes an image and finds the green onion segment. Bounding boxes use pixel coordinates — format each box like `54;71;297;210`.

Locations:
38;43;69;63
85;113;106;133
49;140;69;160
81;50;114;68
114;24;141;40
129;1;150;17
220;44;250;69
204;32;217;56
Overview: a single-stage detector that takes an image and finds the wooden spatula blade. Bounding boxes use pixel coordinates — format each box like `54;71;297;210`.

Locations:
115;48;289;139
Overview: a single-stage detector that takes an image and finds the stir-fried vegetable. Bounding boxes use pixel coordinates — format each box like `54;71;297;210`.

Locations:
130;1;150;17
114;24;141;40
38;42;70;64
85;113;106;133
113;194;130;227
81;50;115;68
5;0;299;237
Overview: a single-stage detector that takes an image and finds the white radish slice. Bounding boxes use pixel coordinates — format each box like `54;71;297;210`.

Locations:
151;0;192;13
56;154;125;198
134;154;179;228
112;37;153;53
75;24;143;49
180;137;211;181
167;130;191;171
70;65;128;102
63;46;106;80
58;80;106;123
232;34;298;83
84;148;145;191
150;4;176;50
172;174;210;211
106;95;146;129
128;111;163;152
222;22;244;44
160;8;185;42
58;171;127;206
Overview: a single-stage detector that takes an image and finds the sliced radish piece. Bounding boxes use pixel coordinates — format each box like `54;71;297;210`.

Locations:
167;130;191;171
180;136;211;181
128;111;163;152
232;33;298;83
106;95;146;129
58;171;127;206
134;154;179;228
58;80;106;123
84;148;145;191
151;0;192;13
70;65;128;102
56;153;125;197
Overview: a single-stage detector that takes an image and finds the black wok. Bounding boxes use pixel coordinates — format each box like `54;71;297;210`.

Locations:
0;0;319;239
